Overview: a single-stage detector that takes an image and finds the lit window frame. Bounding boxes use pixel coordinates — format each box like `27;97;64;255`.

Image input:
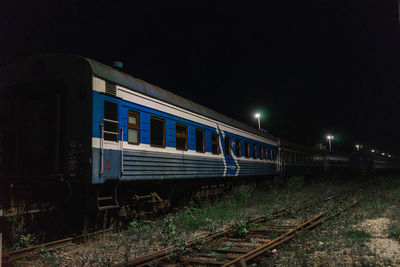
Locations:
245;142;250;158
175;123;187;151
211;132;220;155
127;110;140;145
235;138;241;157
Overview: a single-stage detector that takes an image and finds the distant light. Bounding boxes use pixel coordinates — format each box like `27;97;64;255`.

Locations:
355;144;360;151
255;113;261;119
371;149;375;153
326;135;334;140
388;154;391;158
381;152;385;156
326;135;334;152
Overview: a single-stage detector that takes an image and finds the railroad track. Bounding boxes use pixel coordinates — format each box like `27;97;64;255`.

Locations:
2;228;112;266
116;193;360;266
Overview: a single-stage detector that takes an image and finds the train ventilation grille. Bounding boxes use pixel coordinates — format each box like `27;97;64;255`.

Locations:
106;82;116;96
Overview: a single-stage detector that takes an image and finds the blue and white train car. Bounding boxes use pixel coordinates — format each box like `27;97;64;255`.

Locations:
89;59;279;183
0;54;279;211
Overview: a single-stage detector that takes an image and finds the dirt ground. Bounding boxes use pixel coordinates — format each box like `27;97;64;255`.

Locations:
262;176;400;266
11;175;400;266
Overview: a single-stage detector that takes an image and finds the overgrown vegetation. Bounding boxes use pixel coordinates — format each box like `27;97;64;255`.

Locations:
8;213;37;249
264;175;400;266
22;175;400;266
347;230;371;242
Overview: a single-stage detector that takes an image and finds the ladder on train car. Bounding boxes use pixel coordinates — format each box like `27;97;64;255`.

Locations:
96;183;119;211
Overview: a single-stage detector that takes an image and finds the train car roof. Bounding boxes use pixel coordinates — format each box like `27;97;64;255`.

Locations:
83;55;278;142
0;53;277;142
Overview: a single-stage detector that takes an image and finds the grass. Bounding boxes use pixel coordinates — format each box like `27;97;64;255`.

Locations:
34;175;400;266
173;184;290;234
263;175;400;266
347;230;371;242
390;229;400;242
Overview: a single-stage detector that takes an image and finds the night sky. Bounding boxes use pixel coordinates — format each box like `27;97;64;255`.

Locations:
1;1;399;154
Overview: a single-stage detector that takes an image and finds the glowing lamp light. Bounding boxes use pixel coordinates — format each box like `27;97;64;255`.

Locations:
254;113;261;130
355;144;360;151
381;152;385;156
371;149;375;153
326;135;334;152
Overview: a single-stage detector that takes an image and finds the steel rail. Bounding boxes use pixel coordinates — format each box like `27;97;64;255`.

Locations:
112;209;287;267
221;213;326;266
2;228;112;264
222;199;362;266
113;192;343;266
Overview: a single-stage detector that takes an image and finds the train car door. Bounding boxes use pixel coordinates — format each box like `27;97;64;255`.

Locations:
100;100;121;180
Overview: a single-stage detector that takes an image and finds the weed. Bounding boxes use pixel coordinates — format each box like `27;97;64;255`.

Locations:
390;229;400;242
176;206;208;230
231;220;250;237
38;248;61;266
374;198;389;213
129;219;140;232
347;230;371;243
161;216;178;246
233;185;254;203
8;213;37;249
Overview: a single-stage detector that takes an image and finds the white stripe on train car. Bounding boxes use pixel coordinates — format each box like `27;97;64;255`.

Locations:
216;126;228;176
92;137;277;163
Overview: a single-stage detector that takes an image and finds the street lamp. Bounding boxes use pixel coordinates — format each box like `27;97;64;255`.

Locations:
355;144;363;151
326;135;334;152
255;113;261;130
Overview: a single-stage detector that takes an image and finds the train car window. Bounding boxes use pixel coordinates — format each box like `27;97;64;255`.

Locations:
253;144;257;159
196;128;205;152
150;116;165;147
225;136;231;155
235;138;241;157
175;123;187;150
127;110;140;145
104;101;118;142
273;149;277;161
211;133;219;155
245;142;250;158
260;146;264;160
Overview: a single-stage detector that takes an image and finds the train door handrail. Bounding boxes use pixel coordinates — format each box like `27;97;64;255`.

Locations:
120;127;124;175
99;123;104;175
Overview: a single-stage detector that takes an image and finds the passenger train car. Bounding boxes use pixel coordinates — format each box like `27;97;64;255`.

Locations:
0;54;398;215
0;54;279;212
